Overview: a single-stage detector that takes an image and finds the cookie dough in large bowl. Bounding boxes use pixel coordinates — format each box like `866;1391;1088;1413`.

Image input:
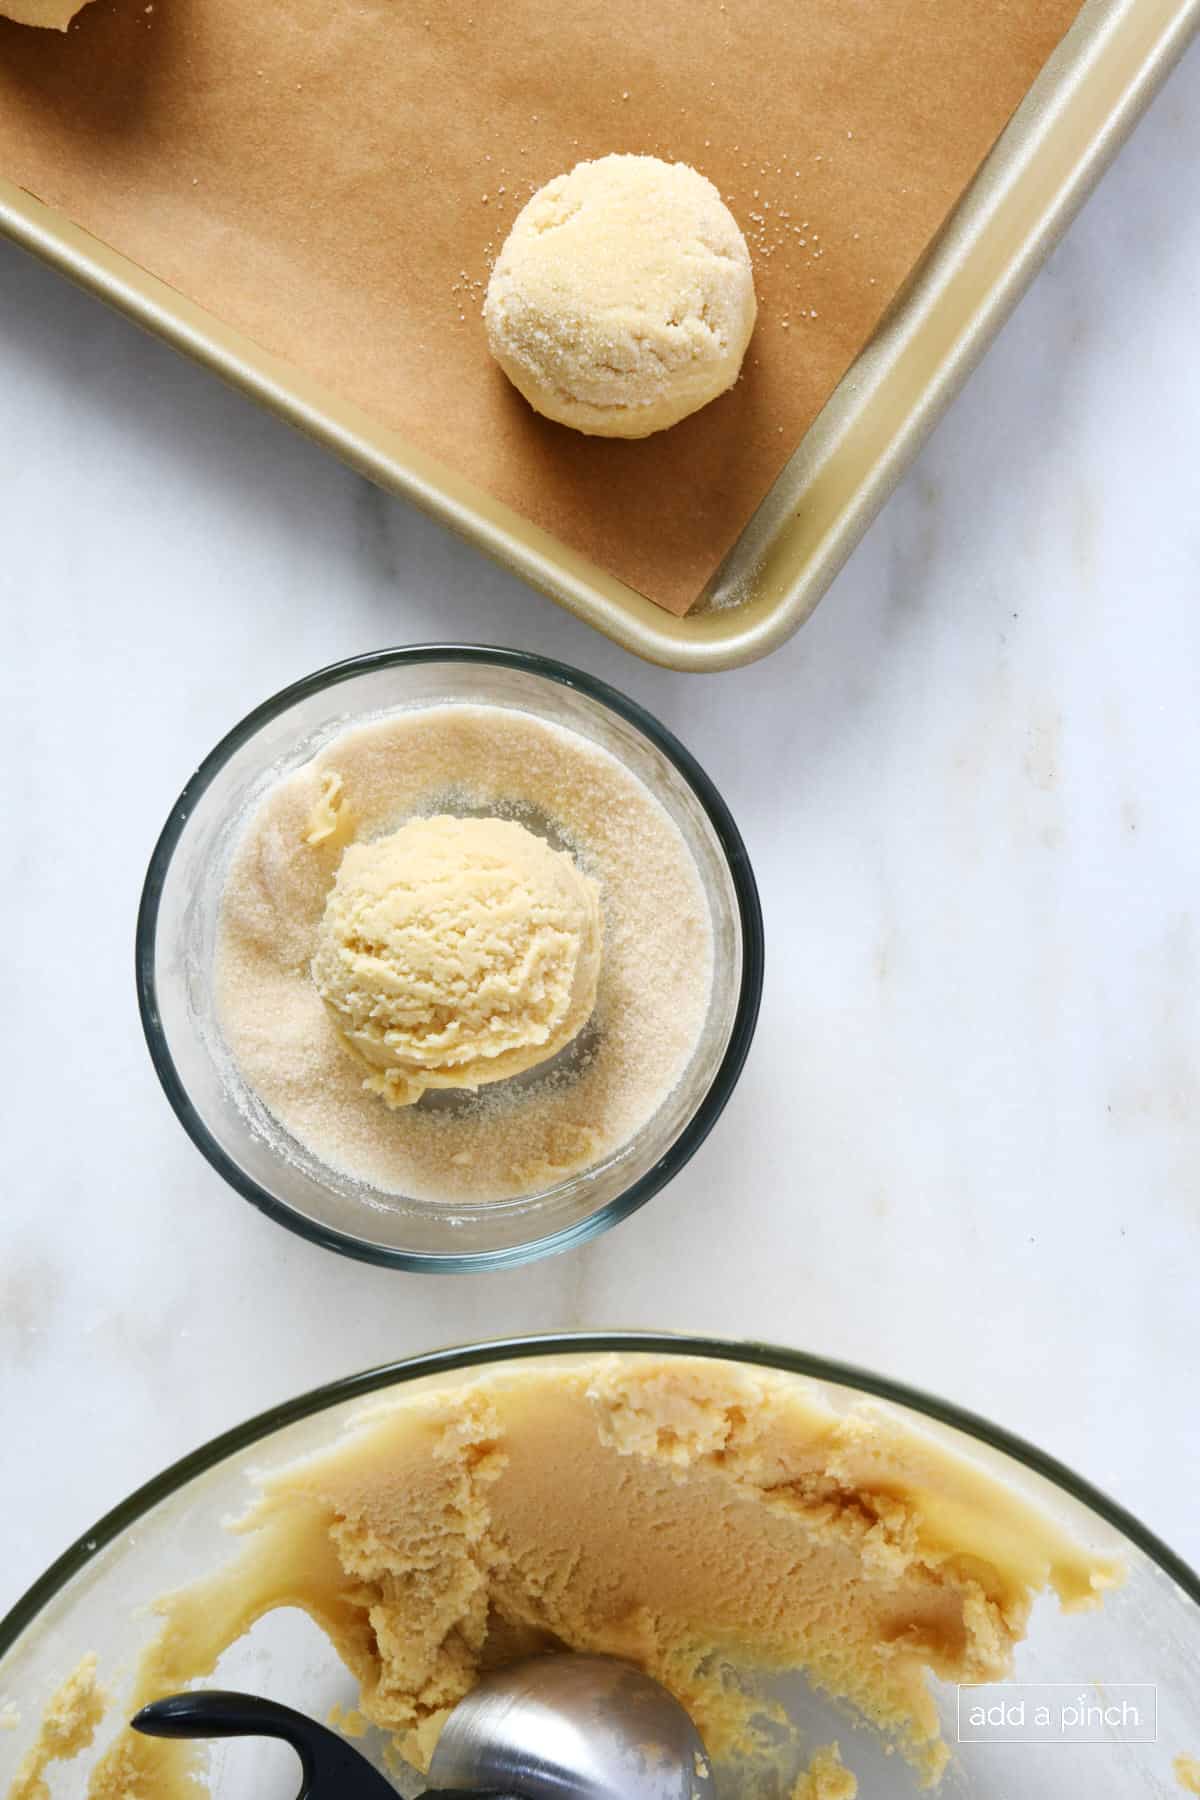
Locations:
136;647;762;1271
2;1334;1198;1800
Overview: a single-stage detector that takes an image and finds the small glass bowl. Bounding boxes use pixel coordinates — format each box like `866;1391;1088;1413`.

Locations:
136;646;763;1271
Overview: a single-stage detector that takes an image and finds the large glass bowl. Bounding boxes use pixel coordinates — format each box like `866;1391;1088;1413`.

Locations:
1;1334;1197;1798
136;647;763;1271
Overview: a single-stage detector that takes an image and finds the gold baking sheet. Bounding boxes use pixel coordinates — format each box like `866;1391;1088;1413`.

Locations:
0;0;1195;661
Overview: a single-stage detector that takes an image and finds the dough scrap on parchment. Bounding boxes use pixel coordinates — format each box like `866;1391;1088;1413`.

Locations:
1;0;95;29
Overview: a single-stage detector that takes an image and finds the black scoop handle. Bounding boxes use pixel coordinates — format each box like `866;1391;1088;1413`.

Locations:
132;1689;518;1800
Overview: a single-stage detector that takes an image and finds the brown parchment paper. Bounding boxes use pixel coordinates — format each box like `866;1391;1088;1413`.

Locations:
0;0;1081;613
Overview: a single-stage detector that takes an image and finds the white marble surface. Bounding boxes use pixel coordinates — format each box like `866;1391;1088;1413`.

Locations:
1;43;1198;1625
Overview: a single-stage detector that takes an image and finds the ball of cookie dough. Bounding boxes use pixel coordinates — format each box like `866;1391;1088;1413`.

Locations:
312;814;603;1108
484;154;757;439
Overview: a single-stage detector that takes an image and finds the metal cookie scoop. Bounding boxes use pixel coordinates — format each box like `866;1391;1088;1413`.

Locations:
133;1652;716;1800
431;1653;715;1800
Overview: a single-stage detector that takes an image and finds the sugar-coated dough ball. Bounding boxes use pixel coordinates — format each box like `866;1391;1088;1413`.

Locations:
484;154;757;439
1;0;93;26
311;814;602;1108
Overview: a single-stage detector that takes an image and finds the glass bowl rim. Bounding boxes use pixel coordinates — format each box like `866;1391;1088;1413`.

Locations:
3;1329;1197;1668
135;644;764;1273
